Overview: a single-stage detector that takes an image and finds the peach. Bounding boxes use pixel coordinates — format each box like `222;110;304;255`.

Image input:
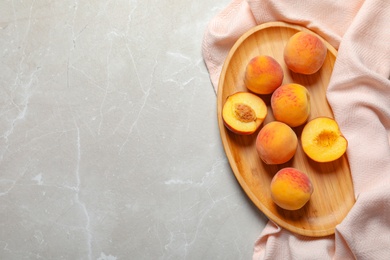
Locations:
222;92;267;135
301;117;348;162
271;83;310;127
271;167;314;210
284;31;327;75
244;55;284;94
256;121;298;164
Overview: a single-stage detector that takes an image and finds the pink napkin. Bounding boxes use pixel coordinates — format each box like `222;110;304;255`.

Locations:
202;0;390;259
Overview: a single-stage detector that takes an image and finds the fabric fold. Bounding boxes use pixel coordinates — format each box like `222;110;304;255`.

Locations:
202;0;256;90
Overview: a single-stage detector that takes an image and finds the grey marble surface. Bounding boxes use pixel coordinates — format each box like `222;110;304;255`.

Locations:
0;1;268;259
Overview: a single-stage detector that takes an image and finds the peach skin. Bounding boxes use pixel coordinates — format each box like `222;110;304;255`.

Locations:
271;83;311;127
284;31;327;75
271;167;313;210
244;55;284;94
256;121;298;165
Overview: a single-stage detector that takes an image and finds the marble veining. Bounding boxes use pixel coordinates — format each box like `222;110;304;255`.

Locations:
0;0;267;259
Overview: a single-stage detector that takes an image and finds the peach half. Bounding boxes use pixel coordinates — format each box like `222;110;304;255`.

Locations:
244;55;284;94
222;92;267;135
256;121;298;164
284;31;327;75
271;83;311;127
301;117;348;162
271;167;314;210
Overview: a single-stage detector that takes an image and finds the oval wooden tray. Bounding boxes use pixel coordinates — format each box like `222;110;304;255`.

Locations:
217;22;355;237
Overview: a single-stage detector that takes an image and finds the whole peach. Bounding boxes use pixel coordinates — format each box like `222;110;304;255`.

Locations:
244;55;284;94
284;31;327;75
271;83;310;127
256;121;298;165
270;167;313;210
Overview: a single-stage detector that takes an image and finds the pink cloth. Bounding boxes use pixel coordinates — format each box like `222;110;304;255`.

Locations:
202;0;390;259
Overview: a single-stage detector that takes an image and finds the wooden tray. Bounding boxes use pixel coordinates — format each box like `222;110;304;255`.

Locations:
217;22;355;237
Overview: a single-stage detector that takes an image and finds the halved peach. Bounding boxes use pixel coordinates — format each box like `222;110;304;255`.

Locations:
301;117;348;162
222;92;267;135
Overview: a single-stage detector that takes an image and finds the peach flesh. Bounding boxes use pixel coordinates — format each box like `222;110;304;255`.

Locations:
222;92;267;135
301;117;348;162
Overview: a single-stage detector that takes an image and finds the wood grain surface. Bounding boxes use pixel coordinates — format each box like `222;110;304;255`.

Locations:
217;22;355;237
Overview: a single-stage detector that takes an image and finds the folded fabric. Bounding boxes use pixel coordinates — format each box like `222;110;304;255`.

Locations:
202;0;390;259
